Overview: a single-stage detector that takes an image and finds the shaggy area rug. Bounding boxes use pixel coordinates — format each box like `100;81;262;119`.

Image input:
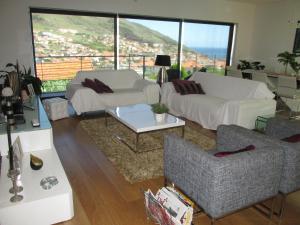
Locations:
80;117;215;183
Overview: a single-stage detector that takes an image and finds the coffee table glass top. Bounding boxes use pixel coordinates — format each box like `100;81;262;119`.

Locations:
106;104;185;133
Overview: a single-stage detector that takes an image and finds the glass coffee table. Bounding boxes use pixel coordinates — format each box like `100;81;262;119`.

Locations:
105;104;185;153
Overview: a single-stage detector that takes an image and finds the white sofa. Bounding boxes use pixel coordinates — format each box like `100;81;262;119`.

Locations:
161;72;276;130
66;69;160;115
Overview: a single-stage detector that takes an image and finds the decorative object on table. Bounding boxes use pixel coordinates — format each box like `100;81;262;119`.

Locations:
155;55;171;86
293;21;300;54
0;61;42;96
151;103;169;123
30;154;43;170
2;87;16;175
12;136;23;172
277;51;300;75
9;171;24;202
40;176;58;190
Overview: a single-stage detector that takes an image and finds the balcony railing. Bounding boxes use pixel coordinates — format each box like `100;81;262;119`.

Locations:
35;54;225;93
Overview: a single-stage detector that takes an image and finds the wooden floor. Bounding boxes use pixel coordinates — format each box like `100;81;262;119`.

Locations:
53;115;300;225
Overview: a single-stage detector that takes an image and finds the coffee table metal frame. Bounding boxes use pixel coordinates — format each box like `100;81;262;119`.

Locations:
105;105;185;153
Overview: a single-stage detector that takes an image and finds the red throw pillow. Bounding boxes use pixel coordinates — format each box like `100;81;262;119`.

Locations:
94;79;113;93
172;79;205;95
81;78;103;93
282;134;300;143
214;145;255;157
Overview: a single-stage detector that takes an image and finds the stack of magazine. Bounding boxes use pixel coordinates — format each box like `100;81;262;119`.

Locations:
144;187;193;225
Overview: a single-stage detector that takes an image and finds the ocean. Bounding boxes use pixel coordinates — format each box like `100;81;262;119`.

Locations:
192;47;227;60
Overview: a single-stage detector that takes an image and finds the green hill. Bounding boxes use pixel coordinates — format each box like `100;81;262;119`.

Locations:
32;14;180;54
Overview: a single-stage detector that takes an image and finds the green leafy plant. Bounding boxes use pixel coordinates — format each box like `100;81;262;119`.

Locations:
237;60;265;71
170;64;189;79
151;103;169;114
1;61;43;95
277;51;300;74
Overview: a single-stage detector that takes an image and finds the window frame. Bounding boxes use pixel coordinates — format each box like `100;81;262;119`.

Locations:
30;7;235;82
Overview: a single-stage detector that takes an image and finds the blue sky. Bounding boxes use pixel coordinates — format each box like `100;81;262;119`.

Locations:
127;19;230;48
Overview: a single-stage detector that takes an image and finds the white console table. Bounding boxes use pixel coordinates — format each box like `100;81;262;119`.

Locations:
0;97;74;225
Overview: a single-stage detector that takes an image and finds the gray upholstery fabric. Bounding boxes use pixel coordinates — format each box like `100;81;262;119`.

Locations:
164;125;284;219
265;118;300;194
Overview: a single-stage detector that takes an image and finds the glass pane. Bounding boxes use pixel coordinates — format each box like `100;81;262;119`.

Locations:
182;23;230;77
32;13;114;92
119;18;179;81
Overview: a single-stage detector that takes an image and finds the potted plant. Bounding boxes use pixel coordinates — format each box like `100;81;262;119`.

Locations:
277;51;300;75
237;60;265;71
1;61;43;96
151;103;169;122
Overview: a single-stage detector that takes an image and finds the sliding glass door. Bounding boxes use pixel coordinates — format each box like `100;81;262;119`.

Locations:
181;22;231;76
31;11;115;92
30;8;234;93
119;17;179;81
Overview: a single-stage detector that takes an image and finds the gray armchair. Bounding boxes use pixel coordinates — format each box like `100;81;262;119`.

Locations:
164;125;284;224
265;118;300;220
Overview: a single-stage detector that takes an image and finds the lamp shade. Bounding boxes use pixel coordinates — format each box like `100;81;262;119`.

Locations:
155;55;171;66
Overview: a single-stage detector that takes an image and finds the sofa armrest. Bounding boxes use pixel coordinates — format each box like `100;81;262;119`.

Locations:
133;79;160;104
266;118;300;139
164;134;283;218
160;82;177;105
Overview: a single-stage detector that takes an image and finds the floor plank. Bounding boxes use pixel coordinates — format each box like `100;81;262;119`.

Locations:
53;116;300;225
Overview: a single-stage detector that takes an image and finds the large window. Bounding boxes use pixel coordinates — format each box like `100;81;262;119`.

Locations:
31;10;114;92
30;8;234;93
181;22;231;76
119;18;179;80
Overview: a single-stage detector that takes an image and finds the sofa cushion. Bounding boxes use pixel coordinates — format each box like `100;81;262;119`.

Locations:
214;145;255;157
94;79;113;93
282;133;300;143
81;78;103;93
99;88;145;107
73;69;140;89
172;79;205;95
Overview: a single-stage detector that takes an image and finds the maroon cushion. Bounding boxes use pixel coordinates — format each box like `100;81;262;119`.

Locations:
214;145;255;157
282;134;300;143
81;78;103;93
172;79;205;95
94;79;113;93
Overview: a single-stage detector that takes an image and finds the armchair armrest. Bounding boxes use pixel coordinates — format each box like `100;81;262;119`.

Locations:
216;125;274;151
164;134;283;219
133;79;160;104
266;118;300;139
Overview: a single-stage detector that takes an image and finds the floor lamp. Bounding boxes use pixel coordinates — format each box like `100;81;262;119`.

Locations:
155;55;171;86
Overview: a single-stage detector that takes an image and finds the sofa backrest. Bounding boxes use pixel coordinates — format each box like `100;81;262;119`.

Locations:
72;69;141;89
190;72;274;100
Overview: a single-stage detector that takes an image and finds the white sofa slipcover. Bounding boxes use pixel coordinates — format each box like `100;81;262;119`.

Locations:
161;72;276;130
65;69;160;115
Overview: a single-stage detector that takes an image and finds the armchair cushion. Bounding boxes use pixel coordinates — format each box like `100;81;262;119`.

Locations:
81;78;103;93
214;144;255;157
172;79;205;95
282;133;300;143
94;79;113;93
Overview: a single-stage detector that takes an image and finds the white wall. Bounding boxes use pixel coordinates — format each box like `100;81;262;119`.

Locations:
251;0;300;74
0;0;257;72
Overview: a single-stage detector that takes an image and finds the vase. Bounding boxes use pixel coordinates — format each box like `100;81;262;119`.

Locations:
155;113;166;123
